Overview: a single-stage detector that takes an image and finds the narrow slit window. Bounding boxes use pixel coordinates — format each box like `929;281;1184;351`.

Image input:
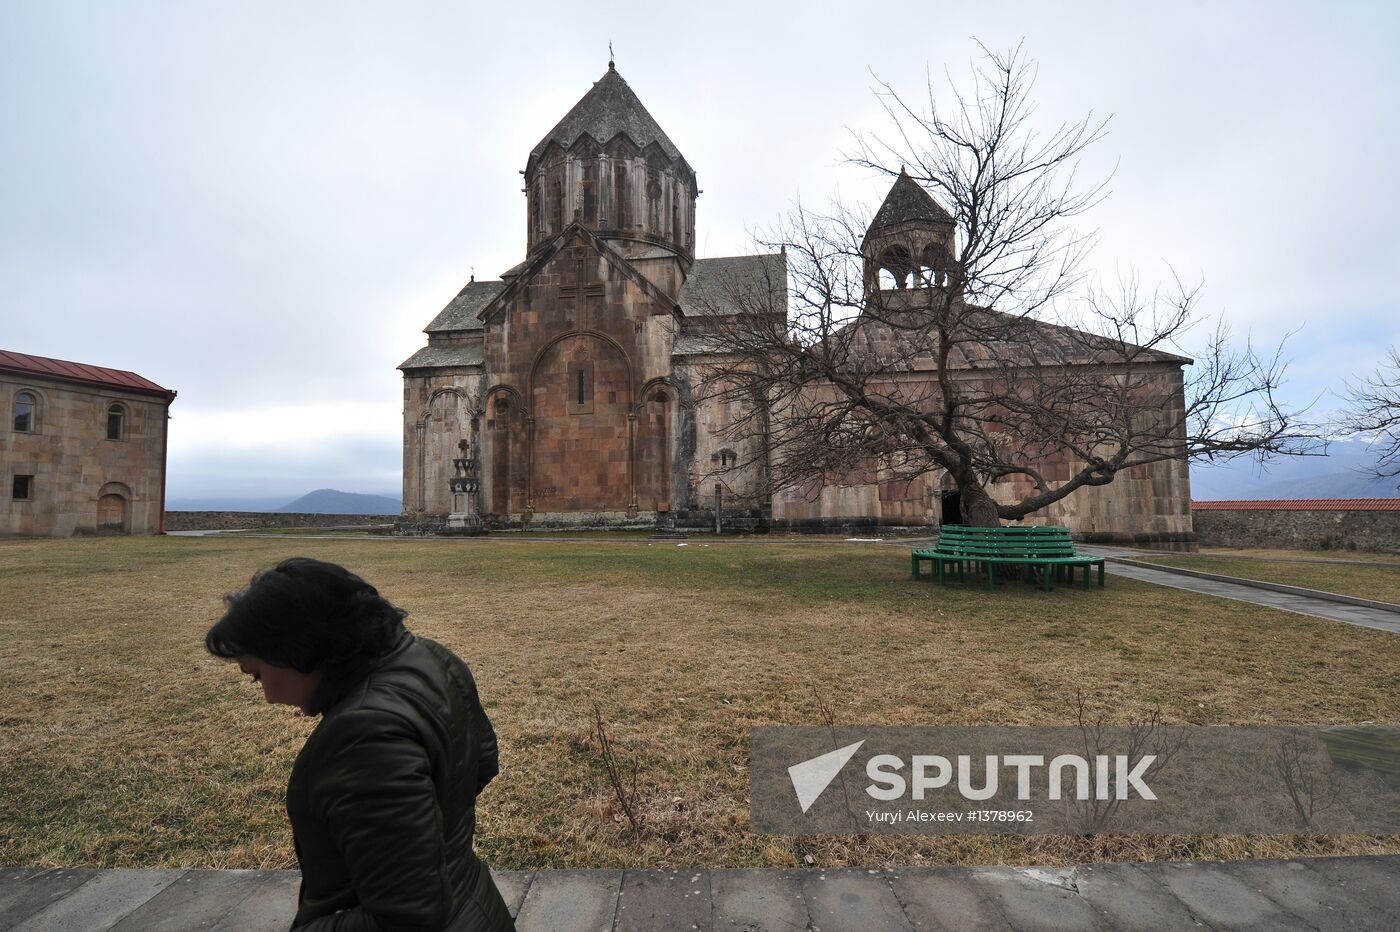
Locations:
567;362;593;414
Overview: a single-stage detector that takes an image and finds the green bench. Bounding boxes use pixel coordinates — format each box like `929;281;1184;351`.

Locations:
911;525;1106;591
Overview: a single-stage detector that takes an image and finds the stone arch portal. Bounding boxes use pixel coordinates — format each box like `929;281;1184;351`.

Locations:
528;332;636;513
97;481;131;534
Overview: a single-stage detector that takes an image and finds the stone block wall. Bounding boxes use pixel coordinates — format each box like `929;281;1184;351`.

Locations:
164;512;393;532
2;375;170;537
1193;507;1400;554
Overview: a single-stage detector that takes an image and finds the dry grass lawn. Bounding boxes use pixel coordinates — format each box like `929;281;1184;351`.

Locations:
1;535;1397;871
1144;552;1400;604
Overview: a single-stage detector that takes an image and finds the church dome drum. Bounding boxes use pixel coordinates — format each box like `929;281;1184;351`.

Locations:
524;62;697;263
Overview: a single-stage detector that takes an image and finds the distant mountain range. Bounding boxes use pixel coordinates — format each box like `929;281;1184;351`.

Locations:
166;448;1396;515
1190;442;1396;500
168;489;401;514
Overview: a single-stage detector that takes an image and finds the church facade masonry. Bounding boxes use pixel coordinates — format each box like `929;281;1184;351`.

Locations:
398;64;1194;546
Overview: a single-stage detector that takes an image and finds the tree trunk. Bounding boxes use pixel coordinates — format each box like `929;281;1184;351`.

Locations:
956;476;1001;527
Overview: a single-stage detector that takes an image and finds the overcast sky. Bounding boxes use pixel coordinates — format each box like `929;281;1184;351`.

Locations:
3;1;1397;501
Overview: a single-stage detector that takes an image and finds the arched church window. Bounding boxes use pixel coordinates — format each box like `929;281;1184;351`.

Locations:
582;161;598;226
106;402;127;441
532;182;544;241
614;163;629;229
493;397;509;430
550;176;563;233
646;171;661;231
671;187;681;246
13;391;37;432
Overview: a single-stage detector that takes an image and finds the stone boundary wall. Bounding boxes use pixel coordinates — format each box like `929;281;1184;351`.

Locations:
165;512;394;532
1192;508;1400;554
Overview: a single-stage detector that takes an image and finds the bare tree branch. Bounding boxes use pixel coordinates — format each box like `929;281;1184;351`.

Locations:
1340;346;1400;486
689;44;1323;527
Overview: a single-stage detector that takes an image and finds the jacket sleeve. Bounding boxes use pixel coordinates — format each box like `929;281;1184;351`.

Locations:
294;709;453;932
476;698;500;792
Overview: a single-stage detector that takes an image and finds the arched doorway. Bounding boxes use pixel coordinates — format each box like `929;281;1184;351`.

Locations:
938;473;962;526
97;482;131;534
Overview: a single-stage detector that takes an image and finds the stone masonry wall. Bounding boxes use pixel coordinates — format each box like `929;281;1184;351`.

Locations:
1193;508;1400;554
165;512;393;532
2;375;169;537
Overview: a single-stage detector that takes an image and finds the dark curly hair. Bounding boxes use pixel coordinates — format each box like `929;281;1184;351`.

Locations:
205;557;407;673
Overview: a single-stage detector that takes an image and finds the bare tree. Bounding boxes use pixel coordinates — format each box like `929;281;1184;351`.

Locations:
1341;346;1400;486
691;44;1319;527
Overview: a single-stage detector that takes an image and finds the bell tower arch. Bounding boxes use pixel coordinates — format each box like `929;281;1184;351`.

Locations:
862;169;957;291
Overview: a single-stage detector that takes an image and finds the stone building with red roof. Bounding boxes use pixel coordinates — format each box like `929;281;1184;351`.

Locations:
2;350;176;537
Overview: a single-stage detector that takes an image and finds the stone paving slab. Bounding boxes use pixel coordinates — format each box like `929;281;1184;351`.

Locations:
615;870;711;932
0;869;98;931
709;868;810;931
512;868;621;931
3;856;1398;931
8;868;183;932
106;870;296;932
1089;552;1400;633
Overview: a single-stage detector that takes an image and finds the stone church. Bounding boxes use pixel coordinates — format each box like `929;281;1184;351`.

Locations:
399;64;1193;545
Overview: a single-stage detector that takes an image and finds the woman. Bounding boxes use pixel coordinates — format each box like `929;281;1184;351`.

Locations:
206;557;515;932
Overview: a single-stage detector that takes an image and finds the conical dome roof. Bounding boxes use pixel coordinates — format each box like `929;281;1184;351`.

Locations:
526;63;688;176
867;170;954;235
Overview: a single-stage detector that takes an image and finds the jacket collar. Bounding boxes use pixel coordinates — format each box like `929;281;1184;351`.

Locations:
306;629;415;717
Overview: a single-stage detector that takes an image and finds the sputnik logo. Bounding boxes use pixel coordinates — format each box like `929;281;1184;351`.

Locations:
787;740;865;813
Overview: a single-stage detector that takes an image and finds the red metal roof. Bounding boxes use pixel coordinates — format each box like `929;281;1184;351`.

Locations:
0;349;176;400
1192;499;1400;512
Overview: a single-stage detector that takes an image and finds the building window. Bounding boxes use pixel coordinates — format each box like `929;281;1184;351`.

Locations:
13;391;36;432
106;403;127;441
614;163;629;229
532;182;544;241
582;161;597;225
567;362;594;415
12;475;33;501
550;177;563;233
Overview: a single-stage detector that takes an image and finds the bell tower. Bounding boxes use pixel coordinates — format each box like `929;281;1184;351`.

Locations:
862;169;956;291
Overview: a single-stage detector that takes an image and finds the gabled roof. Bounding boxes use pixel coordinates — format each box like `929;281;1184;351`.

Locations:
0;349;176;400
866;170;954;240
1192;499;1400;511
526;64;687;176
678;254;788;319
424;281;507;334
479;223;682;327
398;342;485;371
854;292;1193;368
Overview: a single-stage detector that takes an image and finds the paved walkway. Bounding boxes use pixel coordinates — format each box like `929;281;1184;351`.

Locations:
3;855;1397;931
1079;547;1400;634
